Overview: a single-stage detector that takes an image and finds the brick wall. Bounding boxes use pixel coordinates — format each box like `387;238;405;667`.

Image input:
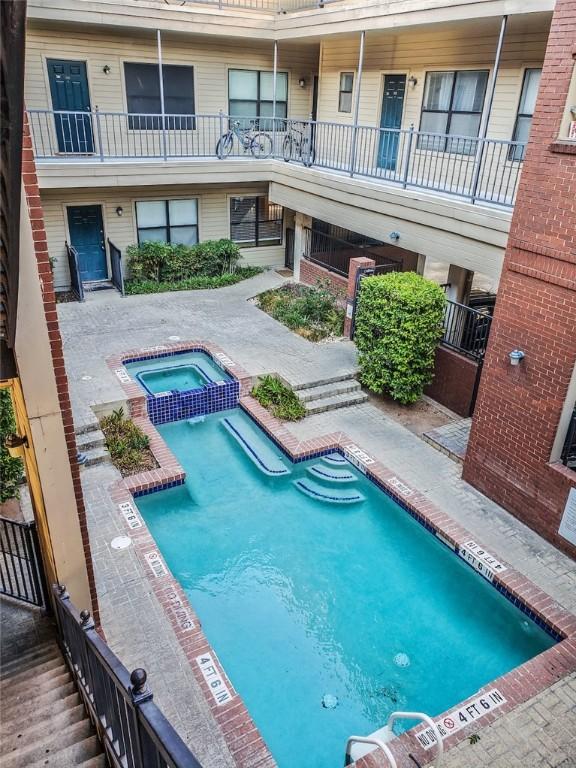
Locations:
22;113;100;620
425;346;479;417
299;258;347;303
463;0;576;558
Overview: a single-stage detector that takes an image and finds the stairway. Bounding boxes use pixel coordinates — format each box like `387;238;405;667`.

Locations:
76;426;109;468
293;374;368;415
0;612;107;768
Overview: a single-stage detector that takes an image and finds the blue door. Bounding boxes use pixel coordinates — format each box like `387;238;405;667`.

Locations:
67;206;107;281
47;59;93;153
378;74;406;171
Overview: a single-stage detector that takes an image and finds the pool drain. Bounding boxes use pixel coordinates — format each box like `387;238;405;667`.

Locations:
111;536;132;551
393;652;410;668
322;694;338;709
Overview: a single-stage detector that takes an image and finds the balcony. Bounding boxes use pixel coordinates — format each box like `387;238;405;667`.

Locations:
27;110;526;207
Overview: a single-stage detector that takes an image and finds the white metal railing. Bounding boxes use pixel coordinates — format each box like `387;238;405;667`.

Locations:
26;109;526;206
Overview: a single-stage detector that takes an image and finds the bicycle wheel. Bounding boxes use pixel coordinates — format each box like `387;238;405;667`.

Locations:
216;133;233;158
250;132;273;159
283;135;293;162
301;137;315;167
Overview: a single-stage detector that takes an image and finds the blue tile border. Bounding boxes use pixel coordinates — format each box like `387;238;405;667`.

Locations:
133;478;185;498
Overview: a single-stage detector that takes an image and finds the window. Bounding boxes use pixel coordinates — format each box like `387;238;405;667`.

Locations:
338;72;354;113
228;70;288;129
510;68;542;160
418;70;489;154
135;199;198;245
230;196;283;247
124;63;195;130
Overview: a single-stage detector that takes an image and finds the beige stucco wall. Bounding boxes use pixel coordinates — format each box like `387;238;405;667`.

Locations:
15;185;93;610
41;183;286;288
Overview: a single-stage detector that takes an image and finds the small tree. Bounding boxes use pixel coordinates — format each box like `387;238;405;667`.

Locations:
0;389;24;502
354;272;445;404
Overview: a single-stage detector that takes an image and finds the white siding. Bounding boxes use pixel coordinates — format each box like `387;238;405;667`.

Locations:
42;183;286;288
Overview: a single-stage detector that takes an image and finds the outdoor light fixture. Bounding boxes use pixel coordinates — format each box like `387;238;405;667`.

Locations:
408;75;418;87
4;433;28;459
509;349;525;366
298;78;306;88
103;65;111;75
116;206;123;217
389;231;400;242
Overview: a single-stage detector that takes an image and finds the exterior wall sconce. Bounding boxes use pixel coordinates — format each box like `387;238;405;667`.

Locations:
103;65;111;75
389;231;400;242
5;433;28;459
509;349;525;366
116;206;123;217
298;78;306;88
408;76;418;87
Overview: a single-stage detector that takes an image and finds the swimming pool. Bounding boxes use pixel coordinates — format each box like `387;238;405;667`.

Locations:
124;350;232;395
135;407;555;768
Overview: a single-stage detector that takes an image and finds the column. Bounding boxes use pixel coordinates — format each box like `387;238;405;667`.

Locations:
293;212;312;282
344;256;376;338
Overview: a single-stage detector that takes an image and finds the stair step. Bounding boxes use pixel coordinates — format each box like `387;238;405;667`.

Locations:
2;666;71;701
1;703;87;755
305;390;368;415
221;416;291;477
80;445;109;468
1;717;95;768
1;690;81;738
307;464;357;483
1;679;77;725
291;372;357;391
293;478;365;504
76;429;106;451
297;379;361;403
321;452;348;467
1;641;60;676
78;755;108;768
1;655;66;689
27;734;102;768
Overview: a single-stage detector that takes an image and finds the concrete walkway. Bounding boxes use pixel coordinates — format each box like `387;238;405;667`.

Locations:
58;273;576;768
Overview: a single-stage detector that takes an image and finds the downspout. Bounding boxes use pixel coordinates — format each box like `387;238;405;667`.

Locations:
349;30;366;177
157;29;167;161
272;39;278;135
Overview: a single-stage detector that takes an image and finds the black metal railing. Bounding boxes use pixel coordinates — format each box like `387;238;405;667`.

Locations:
65;242;84;302
442;299;493;361
304;227;400;277
0;517;48;608
108;239;125;296
53;585;202;768
561;408;576;470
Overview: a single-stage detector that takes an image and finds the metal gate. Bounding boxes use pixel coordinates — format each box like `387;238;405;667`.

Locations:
285;227;295;270
0;517;49;608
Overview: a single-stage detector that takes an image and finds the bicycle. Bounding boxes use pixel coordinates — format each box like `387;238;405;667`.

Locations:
216;120;273;159
282;121;315;167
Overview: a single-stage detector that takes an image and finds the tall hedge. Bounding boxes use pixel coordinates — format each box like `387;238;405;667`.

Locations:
354;272;445;404
0;389;24;502
126;239;241;283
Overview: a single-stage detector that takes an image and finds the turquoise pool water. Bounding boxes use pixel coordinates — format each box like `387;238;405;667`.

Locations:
136;408;554;768
124;352;231;395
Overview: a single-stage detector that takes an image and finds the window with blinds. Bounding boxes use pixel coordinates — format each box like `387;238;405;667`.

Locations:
509;69;542;161
230;196;283;247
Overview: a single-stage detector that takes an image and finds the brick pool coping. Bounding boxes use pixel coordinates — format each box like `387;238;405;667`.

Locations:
105;341;576;768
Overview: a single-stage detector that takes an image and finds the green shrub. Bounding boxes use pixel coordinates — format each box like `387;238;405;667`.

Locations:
126;239;242;284
251;375;306;421
124;267;262;295
0;390;24;502
100;408;155;476
257;282;344;341
354;272;445;404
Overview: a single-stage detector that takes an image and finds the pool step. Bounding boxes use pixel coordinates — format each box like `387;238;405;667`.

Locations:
321;452;348;467
221;416;291;477
293;478;365;504
307;464;357;483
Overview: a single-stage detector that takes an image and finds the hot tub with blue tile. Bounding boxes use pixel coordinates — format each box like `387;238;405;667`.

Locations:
124;349;240;424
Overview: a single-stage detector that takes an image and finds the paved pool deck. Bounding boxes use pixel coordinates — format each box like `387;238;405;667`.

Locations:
58;273;576;768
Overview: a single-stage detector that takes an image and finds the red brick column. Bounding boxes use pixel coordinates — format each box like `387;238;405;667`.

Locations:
343;256;376;338
22;112;100;621
463;0;576;558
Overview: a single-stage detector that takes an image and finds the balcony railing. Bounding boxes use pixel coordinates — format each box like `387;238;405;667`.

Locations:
172;0;342;11
27;110;526;206
442;300;493;361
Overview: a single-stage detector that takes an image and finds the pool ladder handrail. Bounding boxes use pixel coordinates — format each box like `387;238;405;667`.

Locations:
345;710;444;768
